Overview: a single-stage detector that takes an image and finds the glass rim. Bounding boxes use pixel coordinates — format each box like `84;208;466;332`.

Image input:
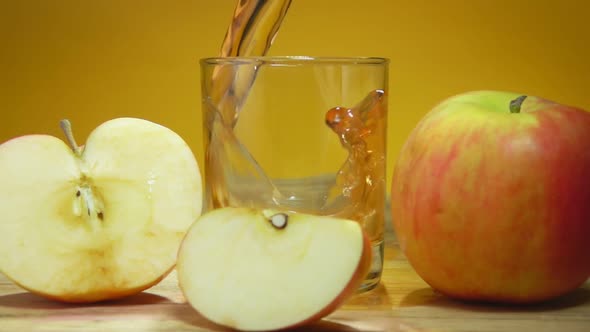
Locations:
200;56;389;66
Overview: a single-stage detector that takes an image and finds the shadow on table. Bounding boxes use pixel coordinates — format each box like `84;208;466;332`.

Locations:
344;282;392;309
0;291;172;310
0;292;377;331
290;320;363;332
169;303;363;332
399;285;590;312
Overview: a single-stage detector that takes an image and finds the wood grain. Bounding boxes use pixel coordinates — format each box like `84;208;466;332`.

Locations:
1;232;589;332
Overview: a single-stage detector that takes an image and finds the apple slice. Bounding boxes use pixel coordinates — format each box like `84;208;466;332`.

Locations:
177;207;372;331
0;118;202;303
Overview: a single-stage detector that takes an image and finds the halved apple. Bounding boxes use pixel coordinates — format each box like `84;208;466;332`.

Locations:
0;118;202;302
177;207;372;331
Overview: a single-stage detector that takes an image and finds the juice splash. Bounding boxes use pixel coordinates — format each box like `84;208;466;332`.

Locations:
323;90;387;240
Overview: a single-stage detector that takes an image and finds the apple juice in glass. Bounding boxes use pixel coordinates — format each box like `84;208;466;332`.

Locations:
201;0;389;291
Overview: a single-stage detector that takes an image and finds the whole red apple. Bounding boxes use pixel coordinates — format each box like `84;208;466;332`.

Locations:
391;90;590;303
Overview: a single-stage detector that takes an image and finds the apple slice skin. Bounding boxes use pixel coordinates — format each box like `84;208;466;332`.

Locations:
285;228;372;330
177;207;372;332
0;118;202;303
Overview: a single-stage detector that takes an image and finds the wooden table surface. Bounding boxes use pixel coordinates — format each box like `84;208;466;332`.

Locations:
1;231;589;332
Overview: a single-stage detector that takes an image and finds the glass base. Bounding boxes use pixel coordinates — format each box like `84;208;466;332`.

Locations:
358;239;384;293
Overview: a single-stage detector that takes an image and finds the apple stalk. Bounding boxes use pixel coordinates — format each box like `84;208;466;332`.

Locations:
60;119;104;231
509;95;527;113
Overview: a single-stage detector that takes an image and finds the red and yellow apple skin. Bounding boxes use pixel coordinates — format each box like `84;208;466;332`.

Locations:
287;229;373;330
391;90;590;303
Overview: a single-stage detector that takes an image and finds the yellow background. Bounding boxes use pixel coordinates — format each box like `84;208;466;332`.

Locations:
1;0;589;188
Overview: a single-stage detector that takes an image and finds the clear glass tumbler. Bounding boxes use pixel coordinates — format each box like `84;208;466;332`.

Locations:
200;56;389;291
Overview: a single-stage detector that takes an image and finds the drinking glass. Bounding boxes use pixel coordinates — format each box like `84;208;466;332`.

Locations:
200;56;389;291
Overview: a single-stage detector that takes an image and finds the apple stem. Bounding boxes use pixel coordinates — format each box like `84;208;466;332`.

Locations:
60;119;83;157
509;95;527;113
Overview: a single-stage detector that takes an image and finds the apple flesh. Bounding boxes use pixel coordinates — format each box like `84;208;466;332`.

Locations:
391;90;590;303
177;207;372;331
0;118;202;302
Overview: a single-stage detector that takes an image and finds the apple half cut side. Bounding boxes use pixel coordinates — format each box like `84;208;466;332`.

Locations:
177;207;372;332
0;118;202;303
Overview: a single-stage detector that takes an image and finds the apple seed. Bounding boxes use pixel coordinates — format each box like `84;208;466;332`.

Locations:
73;185;104;231
269;213;288;230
